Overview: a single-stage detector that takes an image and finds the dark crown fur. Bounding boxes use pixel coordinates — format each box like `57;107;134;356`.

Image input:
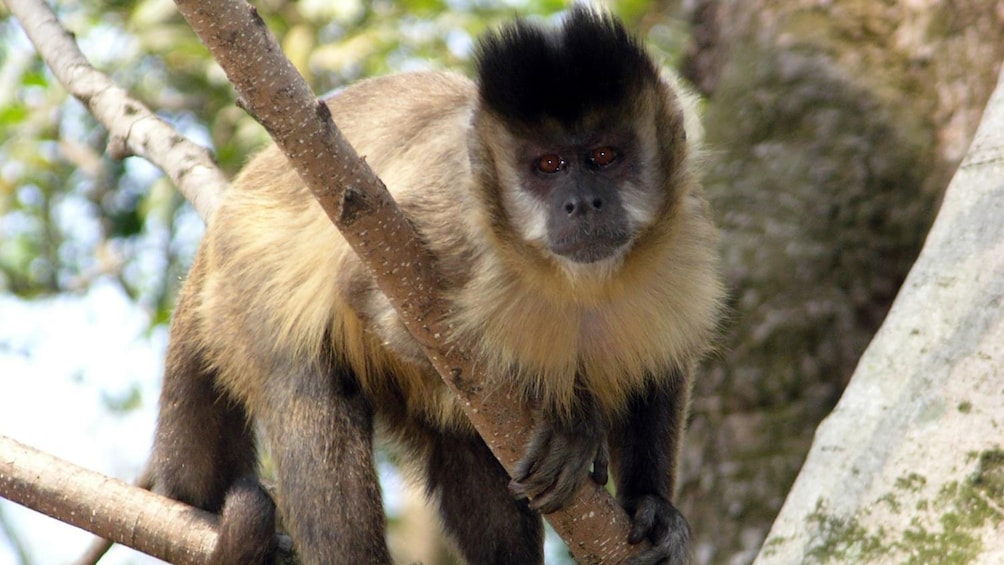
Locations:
475;5;660;126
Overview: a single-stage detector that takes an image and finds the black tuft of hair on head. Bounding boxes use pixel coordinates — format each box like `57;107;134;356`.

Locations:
474;5;660;126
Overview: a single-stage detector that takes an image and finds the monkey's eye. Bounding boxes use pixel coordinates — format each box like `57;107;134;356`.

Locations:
588;147;619;168
536;154;566;174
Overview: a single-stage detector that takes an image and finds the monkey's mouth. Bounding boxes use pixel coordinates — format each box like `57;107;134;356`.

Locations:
549;230;631;264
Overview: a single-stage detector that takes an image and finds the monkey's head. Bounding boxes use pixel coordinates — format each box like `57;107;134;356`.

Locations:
471;6;690;272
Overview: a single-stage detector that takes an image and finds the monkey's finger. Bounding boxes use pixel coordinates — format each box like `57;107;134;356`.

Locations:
527;465;577;514
509;450;553;498
508;479;530;499
529;440;599;512
529;432;580;483
510;453;562;500
511;430;554;483
508;474;552;502
511;461;533;485
626;514;692;565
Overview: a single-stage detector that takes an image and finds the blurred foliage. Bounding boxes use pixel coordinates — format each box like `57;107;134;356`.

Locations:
0;0;686;326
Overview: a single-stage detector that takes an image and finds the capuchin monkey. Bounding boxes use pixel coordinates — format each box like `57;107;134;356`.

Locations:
151;6;722;565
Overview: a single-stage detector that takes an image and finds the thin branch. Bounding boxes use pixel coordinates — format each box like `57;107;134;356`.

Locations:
3;0;226;221
171;0;641;562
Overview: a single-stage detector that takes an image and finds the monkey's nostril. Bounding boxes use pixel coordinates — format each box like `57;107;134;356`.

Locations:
564;201;576;215
591;198;603;210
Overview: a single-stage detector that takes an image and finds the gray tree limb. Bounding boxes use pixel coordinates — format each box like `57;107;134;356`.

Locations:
758;66;1004;564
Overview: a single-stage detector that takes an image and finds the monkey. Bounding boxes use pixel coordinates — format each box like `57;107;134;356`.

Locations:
151;5;722;565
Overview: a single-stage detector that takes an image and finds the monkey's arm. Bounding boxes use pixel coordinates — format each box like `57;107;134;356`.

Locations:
613;370;693;565
508;385;610;514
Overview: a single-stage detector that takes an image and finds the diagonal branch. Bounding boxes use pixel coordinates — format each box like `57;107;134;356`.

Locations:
172;0;642;562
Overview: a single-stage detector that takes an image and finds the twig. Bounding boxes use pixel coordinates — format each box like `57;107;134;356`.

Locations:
3;0;226;221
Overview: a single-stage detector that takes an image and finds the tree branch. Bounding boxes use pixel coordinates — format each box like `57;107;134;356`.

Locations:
0;434;217;564
72;466;153;565
171;0;640;562
0;432;299;563
758;65;1004;563
3;0;226;221
0;0;644;560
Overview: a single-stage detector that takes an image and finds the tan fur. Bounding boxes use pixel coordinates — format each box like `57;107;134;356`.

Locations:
186;70;721;433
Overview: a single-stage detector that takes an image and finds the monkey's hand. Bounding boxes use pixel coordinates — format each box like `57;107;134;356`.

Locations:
508;407;609;514
623;494;693;565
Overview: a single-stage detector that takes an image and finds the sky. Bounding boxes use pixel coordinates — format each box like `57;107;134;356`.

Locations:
0;281;415;564
0;281;166;564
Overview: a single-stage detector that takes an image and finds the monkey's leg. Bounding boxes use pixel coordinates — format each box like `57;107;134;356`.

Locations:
257;361;391;565
425;432;544;565
152;321;258;513
154;341;277;563
611;372;693;565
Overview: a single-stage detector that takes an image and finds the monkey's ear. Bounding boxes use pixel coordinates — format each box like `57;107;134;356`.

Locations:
473;5;660;126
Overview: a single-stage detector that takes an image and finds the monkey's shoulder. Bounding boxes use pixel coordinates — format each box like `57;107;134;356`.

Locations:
222;71;478;226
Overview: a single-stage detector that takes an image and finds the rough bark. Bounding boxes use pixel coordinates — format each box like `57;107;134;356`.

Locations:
0;434;218;564
679;1;1004;562
759;63;1004;564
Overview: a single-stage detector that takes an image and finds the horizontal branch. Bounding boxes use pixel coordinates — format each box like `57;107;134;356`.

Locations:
0;434;217;564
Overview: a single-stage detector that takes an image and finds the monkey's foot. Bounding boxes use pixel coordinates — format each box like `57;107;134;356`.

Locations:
623;494;693;565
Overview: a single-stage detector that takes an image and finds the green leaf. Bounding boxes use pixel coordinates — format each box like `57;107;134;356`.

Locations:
20;68;49;88
0;103;28;125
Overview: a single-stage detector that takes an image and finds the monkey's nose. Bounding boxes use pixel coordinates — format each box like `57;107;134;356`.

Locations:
562;195;604;216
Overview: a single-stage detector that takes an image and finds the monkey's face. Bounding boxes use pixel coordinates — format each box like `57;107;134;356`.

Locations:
472;5;682;271
500;122;663;266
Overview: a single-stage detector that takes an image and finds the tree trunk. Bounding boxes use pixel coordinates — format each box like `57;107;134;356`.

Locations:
678;1;1004;562
760;62;1004;564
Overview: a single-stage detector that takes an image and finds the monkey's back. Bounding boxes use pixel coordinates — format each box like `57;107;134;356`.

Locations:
182;72;481;430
